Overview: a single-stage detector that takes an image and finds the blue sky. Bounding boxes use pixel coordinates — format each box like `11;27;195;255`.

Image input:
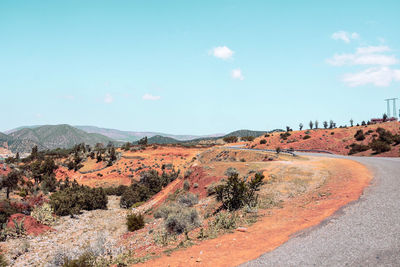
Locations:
1;0;400;134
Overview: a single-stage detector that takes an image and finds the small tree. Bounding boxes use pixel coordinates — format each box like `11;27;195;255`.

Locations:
315;120;319;129
350;119;354;127
31;146;38;160
299;123;303;131
309;121;313;130
323;121;328;129
276;147;281;154
383;114;388;122
1;170;21;199
329;120;334;129
138;136;148;146
215;171;264;210
15;152;20;161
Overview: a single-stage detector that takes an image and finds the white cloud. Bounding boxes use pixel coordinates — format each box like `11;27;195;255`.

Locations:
327;45;398;66
343;67;400;87
210;46;234;60
231;69;244;80
356;45;390;54
104;93;113;103
142;93;161;101
327;53;398;66
331;31;359;43
328;40;400;87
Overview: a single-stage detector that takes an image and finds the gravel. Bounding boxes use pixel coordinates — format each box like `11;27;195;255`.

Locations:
242;154;400;267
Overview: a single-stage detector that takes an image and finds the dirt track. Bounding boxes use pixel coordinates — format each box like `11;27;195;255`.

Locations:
243;153;400;267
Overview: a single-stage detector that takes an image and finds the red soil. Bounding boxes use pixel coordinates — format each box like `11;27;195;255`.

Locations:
185;166;221;198
137;157;372;267
7;214;53;236
55;146;204;188
248;121;400;157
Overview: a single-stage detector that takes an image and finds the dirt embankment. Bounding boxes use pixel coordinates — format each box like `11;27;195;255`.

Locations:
137;156;372;267
247;121;400;157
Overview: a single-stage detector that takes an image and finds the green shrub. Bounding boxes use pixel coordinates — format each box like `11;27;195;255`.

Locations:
303;135;311;140
241;136;255;142
0;200;21;225
370;139;391;154
183;180;190;191
215;171;264;211
279;132;291;140
50;184;107;216
354;130;365;141
223;136;238;143
165;207;201;234
62;251;96;267
177;193;198;207
120;184;148;209
348;143;370;155
104;185;128;196
31;203;56;226
209;211;238;231
376;127;394;144
154;203;201;234
259;139;267;144
126;213;145;232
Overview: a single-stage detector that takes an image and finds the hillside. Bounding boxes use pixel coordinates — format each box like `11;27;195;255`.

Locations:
224;129;268;138
75;125;224;142
0;132;12;142
146;135;181;144
247;121;400;157
7;124;115;152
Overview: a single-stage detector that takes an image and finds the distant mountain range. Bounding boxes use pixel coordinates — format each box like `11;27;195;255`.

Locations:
2;124;277;153
2;125;114;153
74;125;225;142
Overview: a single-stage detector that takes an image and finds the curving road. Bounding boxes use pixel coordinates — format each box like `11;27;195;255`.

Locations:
241;153;400;267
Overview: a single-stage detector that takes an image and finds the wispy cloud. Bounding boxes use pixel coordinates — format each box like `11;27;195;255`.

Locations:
343;67;400;87
104;93;113;103
327;53;398;66
356;45;390;54
231;69;244;80
142;93;161;101
328;42;400;87
331;31;359;43
210;46;234;60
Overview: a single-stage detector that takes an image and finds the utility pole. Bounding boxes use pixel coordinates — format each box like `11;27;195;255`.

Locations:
385;98;398;118
384;99;391;117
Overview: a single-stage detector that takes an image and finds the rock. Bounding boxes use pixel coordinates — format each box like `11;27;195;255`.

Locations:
196;258;202;262
236;227;247;232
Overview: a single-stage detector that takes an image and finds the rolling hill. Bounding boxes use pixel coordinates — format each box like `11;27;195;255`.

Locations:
5;125;116;153
146;135;181;144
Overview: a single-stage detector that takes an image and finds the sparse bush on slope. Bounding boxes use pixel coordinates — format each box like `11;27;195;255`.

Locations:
154;200;201;234
215;171;264;211
126;213;145;232
354;130;365;141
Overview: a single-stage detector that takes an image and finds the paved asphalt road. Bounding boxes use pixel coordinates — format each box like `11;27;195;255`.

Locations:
242;153;400;267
